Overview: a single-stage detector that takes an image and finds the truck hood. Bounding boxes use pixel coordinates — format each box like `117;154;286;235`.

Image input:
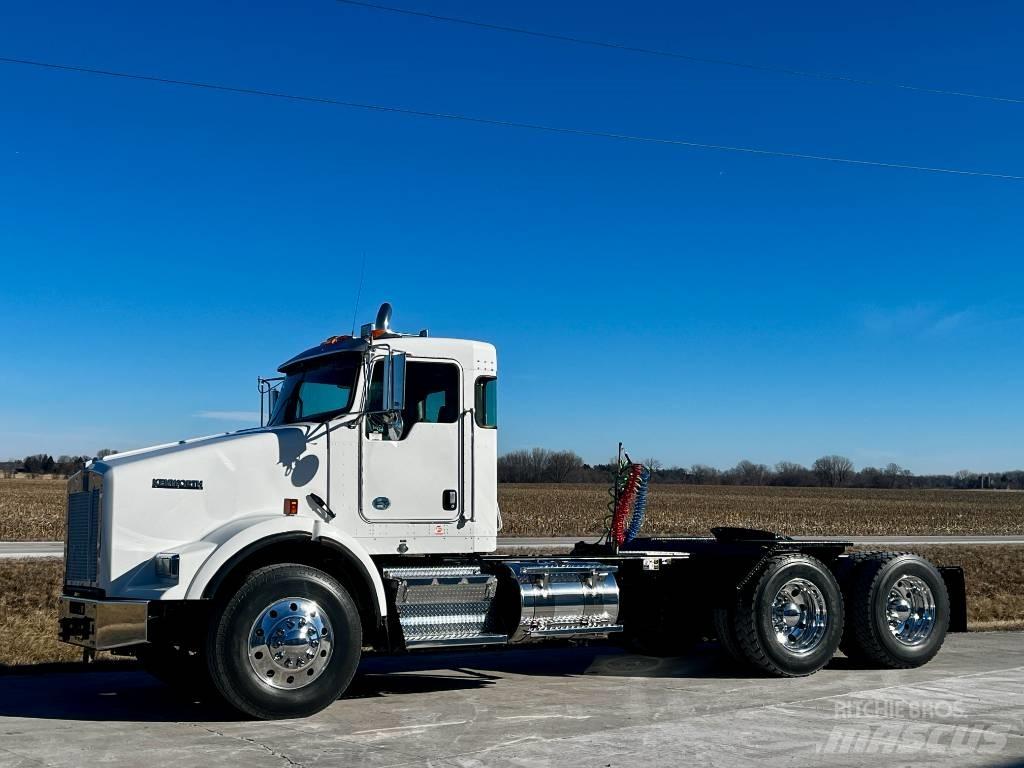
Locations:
93;423;337;594
97;428;268;464
96;424;333;510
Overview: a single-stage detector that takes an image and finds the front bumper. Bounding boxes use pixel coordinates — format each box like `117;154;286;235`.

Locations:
59;596;149;650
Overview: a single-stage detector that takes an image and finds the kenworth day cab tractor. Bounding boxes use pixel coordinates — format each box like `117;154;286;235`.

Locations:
59;304;967;719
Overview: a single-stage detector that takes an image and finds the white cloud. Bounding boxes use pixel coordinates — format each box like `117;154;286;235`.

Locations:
860;304;975;335
195;411;260;421
930;310;972;333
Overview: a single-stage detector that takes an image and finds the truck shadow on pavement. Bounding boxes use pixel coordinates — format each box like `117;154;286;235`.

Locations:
0;645;778;723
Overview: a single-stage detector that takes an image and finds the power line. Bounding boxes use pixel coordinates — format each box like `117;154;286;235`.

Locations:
334;0;1024;106
1;55;1021;181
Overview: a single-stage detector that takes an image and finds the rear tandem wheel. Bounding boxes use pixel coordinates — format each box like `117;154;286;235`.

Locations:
715;553;845;677
839;552;950;668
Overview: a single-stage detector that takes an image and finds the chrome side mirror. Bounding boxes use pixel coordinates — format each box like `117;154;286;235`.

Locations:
383;351;406;413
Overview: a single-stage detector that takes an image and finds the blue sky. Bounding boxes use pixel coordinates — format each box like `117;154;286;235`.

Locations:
1;1;1022;473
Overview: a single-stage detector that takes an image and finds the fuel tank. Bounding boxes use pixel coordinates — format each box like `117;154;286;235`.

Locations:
498;560;622;643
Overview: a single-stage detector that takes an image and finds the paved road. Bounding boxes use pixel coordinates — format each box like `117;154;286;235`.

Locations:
2;534;1023;560
0;633;1021;767
0;541;63;559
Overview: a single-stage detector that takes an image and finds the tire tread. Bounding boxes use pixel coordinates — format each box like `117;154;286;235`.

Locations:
732;553;844;677
713;607;746;665
207;563;361;719
840;551;949;669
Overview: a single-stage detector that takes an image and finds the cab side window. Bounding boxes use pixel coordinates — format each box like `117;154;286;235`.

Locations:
474;377;497;428
366;359;459;439
366;361;384;412
405;362;459;425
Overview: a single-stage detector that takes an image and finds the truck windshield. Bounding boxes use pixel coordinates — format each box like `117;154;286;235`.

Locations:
268;353;362;425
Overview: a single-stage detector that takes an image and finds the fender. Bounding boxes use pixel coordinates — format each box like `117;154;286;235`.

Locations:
184;516;387;619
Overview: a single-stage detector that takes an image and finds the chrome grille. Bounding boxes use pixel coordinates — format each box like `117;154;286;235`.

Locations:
66;489;100;585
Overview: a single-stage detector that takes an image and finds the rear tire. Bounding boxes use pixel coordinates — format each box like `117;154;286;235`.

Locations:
206;563;362;719
712;607;745;663
840;552;949;668
723;554;844;677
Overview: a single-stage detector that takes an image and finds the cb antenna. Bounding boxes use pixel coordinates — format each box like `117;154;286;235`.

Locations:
350;251;367;335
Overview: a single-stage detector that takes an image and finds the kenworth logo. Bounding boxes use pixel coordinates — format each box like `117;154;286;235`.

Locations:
152;478;204;490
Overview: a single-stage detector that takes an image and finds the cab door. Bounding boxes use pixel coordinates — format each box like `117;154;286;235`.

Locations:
360;359;462;522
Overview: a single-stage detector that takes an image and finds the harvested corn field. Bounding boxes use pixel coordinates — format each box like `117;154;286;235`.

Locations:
497;483;1024;538
3;479;1024;541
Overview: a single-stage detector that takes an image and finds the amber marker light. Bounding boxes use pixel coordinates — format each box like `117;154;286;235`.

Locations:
284;498;299;516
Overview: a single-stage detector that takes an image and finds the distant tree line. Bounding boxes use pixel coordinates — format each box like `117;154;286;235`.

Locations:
495;448;587;483
497;448;1024;490
1;450;118;479
6;447;1022;490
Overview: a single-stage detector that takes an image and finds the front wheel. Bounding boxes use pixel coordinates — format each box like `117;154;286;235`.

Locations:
206;563;362;719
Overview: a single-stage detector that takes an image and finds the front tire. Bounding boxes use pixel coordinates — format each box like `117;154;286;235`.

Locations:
723;554;844;677
206;563;362;719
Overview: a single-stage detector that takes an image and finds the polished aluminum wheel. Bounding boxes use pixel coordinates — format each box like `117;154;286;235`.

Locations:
770;578;829;655
886;574;936;646
248;597;333;690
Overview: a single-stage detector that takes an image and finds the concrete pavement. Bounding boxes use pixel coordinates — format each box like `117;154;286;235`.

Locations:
3;534;1023;559
0;633;1022;767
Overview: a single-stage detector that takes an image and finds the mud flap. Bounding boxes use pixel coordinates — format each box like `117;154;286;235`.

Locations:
939;566;968;632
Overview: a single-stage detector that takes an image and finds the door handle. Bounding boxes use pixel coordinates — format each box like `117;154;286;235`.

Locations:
442;489;458;511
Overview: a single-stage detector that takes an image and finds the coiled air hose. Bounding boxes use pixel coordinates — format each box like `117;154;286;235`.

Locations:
626;465;650;543
611;462;651;546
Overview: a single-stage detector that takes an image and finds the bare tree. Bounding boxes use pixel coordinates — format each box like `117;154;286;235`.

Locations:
883;463;909;489
813;455;854;487
733;460;769;486
22;454;55;475
690;464;720;485
545;450;584;483
774;461;810;487
526;448;549;482
858;466;884;488
955;469;977;489
97;448;118;459
497;450;533;483
643;457;663;474
497;449;543;483
497;448;583;483
55;455;88;478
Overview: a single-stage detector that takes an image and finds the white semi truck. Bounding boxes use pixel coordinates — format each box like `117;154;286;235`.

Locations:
59;304;966;719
